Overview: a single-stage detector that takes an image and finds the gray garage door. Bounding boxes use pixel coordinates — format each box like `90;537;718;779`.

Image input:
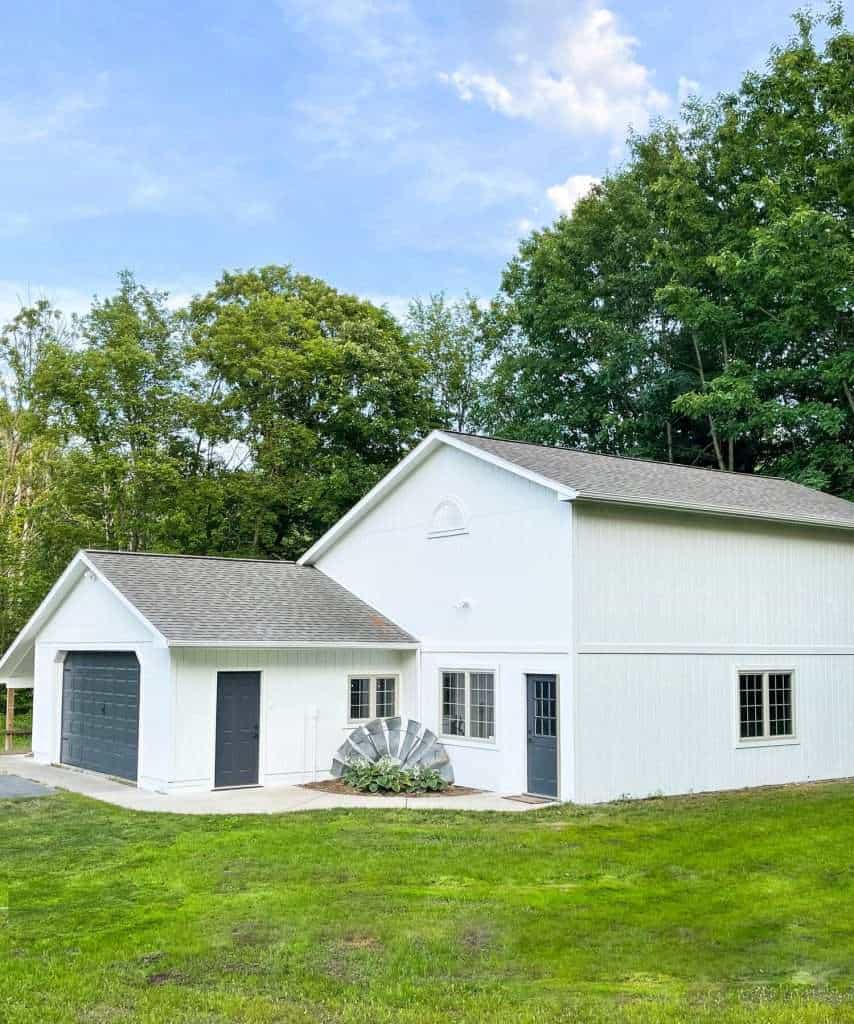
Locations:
61;652;140;781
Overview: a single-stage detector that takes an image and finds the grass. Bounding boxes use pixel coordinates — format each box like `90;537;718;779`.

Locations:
3;782;854;1023
5;709;32;752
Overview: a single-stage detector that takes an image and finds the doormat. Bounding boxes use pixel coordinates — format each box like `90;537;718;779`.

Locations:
505;793;555;804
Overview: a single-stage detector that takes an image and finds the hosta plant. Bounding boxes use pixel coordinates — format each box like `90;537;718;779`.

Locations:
342;756;447;794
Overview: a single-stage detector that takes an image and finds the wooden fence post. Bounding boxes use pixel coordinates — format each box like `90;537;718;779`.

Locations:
4;687;14;753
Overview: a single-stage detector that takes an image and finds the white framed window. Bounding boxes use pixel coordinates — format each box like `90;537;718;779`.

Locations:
737;670;795;742
348;675;398;722
440;669;495;741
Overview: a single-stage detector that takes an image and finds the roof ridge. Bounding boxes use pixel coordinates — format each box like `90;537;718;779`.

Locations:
85;549;300;566
442;430;805;487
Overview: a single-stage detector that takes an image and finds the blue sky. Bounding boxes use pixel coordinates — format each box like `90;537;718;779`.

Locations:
0;0;802;321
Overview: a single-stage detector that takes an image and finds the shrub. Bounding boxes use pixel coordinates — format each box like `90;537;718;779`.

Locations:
342;756;447;794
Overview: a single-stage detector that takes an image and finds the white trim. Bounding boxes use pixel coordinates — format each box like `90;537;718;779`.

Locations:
423;645;570;655
576;494;854;533
297;431;576;565
438;665;498;745
0;551;166;682
578;644;854;656
346;672;400;724
733;666;798;748
168;640;419;650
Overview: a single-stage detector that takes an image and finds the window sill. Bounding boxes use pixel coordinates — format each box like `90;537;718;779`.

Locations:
736;737;800;750
427;528;469;539
440;736;498;751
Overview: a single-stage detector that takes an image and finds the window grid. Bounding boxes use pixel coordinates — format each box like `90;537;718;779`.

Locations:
738;671;794;741
469;672;495;740
441;670;496;742
375;677;396;719
534;677;557;737
768;673;793;737
348;675;398;722
739;673;764;739
441;671;467;736
349;677;371;721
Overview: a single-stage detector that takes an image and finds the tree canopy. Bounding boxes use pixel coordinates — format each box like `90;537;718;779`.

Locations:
483;6;853;496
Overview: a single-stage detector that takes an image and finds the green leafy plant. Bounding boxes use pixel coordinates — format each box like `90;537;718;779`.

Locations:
342;756;447;794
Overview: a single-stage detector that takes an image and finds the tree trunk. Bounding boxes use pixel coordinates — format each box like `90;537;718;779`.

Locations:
665;421;673;463
691;330;726;471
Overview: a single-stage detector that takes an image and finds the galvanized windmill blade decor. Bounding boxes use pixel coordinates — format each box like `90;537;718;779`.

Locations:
332;717;454;783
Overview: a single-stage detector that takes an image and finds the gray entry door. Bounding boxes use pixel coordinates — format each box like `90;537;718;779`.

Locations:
526;674;558;798
215;672;260;788
61;652;140;781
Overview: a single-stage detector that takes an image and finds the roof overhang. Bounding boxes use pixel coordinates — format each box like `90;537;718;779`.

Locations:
0;551;166;682
574;494;854;532
168;640;419;650
298;430;577;565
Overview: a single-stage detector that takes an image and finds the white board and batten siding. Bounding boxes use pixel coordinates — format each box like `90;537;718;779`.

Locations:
169;646;416;790
314;443;575;797
572;503;854;803
30;571;172;792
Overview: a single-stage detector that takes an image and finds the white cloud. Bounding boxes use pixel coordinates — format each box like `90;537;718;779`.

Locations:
439;5;670;138
677;75;701;104
546;173;600;215
364;293;411;321
0;74;108;147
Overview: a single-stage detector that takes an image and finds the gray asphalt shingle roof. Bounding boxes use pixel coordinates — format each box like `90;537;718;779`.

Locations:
85;550;417;645
447;432;854;530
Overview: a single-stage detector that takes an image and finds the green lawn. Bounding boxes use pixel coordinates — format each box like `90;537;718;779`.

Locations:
3;782;854;1023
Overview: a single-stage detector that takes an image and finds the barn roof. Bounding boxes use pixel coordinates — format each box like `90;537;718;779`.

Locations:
445;432;854;531
83;550;417;646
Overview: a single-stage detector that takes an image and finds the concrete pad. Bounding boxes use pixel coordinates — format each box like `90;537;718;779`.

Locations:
0;772;55;799
0;756;555;815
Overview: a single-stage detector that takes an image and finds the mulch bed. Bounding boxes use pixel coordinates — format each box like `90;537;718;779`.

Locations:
301;779;482;798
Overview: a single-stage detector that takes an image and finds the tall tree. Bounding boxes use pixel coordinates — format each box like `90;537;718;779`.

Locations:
405;293;490;433
185;265;434;557
0;302;77;651
39;272;192;552
486;6;853;496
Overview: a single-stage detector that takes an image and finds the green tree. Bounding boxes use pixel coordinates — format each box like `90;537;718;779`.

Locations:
405;293;490;432
39;272;193;552
487;6;853;496
0;302;79;651
185;265;434;557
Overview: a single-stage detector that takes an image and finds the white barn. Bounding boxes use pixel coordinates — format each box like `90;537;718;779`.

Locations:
2;430;853;803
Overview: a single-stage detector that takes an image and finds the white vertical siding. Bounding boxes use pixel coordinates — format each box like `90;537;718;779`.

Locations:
573;504;854;648
169;646;416;791
574;653;854;803
315;444;573;648
572;504;854;802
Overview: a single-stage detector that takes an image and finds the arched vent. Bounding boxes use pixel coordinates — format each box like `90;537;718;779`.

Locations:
428;498;468;539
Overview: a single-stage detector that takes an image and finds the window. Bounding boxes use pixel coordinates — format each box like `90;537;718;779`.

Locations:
348;675;398;722
738;671;794;741
441;670;495;741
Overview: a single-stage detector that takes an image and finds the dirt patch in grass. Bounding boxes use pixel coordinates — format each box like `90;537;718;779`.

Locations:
301;778;481;798
145;970;188;986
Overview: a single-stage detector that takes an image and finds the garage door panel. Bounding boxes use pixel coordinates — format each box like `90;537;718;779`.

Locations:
61;652;140;781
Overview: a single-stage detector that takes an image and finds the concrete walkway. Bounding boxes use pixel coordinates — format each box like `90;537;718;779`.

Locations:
0;756;554;815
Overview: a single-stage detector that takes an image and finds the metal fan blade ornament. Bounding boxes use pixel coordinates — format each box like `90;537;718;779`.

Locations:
331;717;454;783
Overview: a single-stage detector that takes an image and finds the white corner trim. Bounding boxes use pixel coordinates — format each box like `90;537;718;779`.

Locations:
298;430;577;565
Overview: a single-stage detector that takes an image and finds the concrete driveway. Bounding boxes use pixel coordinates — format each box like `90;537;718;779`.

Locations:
0;756;554;815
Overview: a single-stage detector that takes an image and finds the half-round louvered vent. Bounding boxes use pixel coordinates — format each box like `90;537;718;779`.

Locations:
428;497;467;538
